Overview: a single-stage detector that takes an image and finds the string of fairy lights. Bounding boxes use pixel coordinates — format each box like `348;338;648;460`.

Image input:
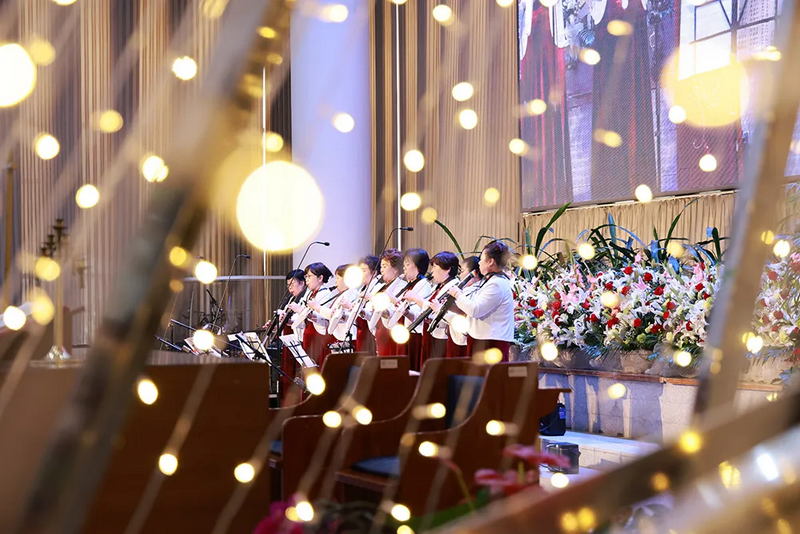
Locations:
0;0;796;532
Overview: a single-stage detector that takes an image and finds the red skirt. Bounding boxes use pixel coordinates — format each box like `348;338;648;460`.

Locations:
446;336;469;359
420;324;447;370
466;336;511;363
374;321;398;357
406;332;423;370
355;316;376;355
303;323;335;368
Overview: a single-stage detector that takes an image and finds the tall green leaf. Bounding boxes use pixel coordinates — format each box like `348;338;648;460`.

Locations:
534;202;571;255
434;220;463;254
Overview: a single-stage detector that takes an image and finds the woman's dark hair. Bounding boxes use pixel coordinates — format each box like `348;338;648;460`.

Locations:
403;248;430;275
358;255;380;273
286;269;305;284
462;256;483;279
305;262;333;283
380;248;403;270
335;264;350;278
431;251;459;278
483;241;511;269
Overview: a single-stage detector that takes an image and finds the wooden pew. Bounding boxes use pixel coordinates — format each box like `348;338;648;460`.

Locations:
280;355;417;500
335;362;567;516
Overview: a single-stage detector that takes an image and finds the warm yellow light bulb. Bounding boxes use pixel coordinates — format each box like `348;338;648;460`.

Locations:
141;155;169;182
521;254;538;270
234;462;256;483
577;243;596;260
307;373;327;395
0;43;36;107
608;383;626;399
332;112;355;133
603;131;622;148
400;192;422;211
580;49;601;65
483;348;503;364
635;184;653;203
678;430;703;454
421;207;438;224
509;138;528;155
35;257;61;281
432;4;453;24
344;265;364;288
674;350;692;367
372;292;391;311
137;378;159;405
540;341;558;361
773;239;791;258
169;247;188;267
195;261;218;284
526;99;547;116
354;405;373;425
323;411;342;428
94;110;124;133
485;420;505;435
31;292;54;325
391;324;411;344
193;329;215;351
295;501;314;522
451;82;474;101
668;105;687;124
34;134;60;160
159;453;178;475
28;38;56;66
403;150;425;172
321;4;349;22
391;504;411;522
427;403;446;418
52;0;77;4
263;132;284;152
484;187;500;206
458;109;478;130
172;56;198;80
551;472;570;488
3;306;26;331
418;441;438;457
699;154;717;172
601;291;620;308
75;184;100;209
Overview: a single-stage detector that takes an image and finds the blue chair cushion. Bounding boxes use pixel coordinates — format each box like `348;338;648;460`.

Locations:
351;456;400;478
270;440;283;455
344;365;361;395
445;375;485;429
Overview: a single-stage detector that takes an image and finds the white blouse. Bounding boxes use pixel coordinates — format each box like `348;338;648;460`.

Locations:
421;278;460;340
454;273;515;342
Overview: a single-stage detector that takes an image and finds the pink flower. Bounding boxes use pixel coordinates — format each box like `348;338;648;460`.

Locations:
503;444;571;469
253;500;305;534
475;469;538;497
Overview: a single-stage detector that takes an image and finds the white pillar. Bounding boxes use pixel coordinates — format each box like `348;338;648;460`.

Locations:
291;0;373;273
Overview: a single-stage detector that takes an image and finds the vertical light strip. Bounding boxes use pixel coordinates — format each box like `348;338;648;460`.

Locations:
262;67;268;318
395;1;402;250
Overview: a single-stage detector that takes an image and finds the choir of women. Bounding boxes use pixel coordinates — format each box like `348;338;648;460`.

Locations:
273;240;515;383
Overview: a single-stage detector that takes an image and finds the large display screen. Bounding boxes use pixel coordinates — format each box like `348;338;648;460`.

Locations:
518;0;800;212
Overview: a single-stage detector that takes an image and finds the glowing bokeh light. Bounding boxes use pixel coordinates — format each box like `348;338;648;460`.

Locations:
237;162;324;252
75;184;100;209
323;411;342;428
332;112;355;132
391;504;411;522
169;247;188;267
94;110;124;133
509;138;528;155
28;37;55;66
263;132;284;152
450;315;469;334
195;261;218;284
295;501;314;522
30;291;54;325
307;373;327;395
526;99;547;116
137;378;159;405
3;306;26;331
321;4;349;22
458;109;478;130
540;341;558;361
635;184;653;203
418;441;439;457
34;134;60;160
674;350;692;367
159;453;178;475
421;207;438;224
391;324;411;344
0;44;36;107
172;56;198;80
234;462;255;483
193;329;215;351
699;153;717;172
608;383;626;399
577;243;595;260
607;20;633;36
484;187;500;206
483;348;503;364
141;155;169;182
551;472;569;488
354;405;373;425
601;291;620;308
486;420;505;435
432;4;453;24
773;239;790;258
344;265;364;288
400;192;422;211
678;430;703;454
403;150;425;172
579;48;601;65
452;82;474;101
35;257;60;281
668;105;687;124
521;254;538;270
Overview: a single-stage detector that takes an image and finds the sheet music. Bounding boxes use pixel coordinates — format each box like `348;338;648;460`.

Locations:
279;333;318;369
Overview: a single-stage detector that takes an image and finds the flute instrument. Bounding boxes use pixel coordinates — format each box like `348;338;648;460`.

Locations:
290;289;341;329
427;271;476;333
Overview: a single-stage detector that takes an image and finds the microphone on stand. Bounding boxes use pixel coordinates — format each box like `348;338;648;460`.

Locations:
211;253;251;333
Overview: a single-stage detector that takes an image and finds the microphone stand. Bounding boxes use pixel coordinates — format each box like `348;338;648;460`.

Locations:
344;227;413;349
211;253;249;334
169;319;243;353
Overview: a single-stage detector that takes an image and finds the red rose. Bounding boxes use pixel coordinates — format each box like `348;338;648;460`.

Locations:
533;309;545;318
513;292;518;300
702;292;710;300
589;313;599;323
699;262;706;270
621;285;631;296
607;316;619;327
623;266;633;275
686;321;693;331
695;283;704;291
768;270;779;281
760;298;767;307
762;314;770;324
554;318;561;327
555;292;562;300
605;282;614;290
663;311;671;319
633;318;642;328
581;302;590;310
794;348;800;356
774;310;785;320
644;272;653;282
552;300;562;311
528;298;537;307
651;324;662;334
773;325;780;332
654;286;664;296
667;301;677;311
